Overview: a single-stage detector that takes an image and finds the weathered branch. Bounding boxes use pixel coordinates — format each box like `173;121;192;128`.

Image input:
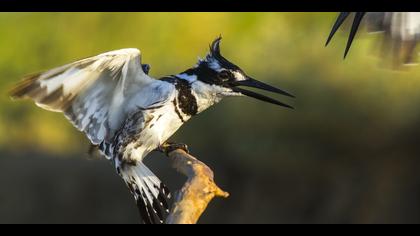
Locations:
165;149;229;224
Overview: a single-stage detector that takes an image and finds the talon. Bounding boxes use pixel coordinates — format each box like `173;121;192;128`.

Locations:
158;142;190;155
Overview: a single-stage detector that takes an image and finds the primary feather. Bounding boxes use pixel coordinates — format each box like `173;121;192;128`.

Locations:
10;48;155;144
10;48;174;224
327;12;420;65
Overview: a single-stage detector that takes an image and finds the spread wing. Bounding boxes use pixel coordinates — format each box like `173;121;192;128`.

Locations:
326;12;420;65
10;48;160;145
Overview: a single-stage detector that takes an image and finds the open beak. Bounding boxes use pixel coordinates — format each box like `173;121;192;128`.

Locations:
230;77;294;109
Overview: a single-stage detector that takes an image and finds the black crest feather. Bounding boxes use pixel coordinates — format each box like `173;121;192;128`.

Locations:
210;35;223;59
206;36;241;71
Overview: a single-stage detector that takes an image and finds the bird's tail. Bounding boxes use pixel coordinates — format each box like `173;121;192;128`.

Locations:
119;162;171;224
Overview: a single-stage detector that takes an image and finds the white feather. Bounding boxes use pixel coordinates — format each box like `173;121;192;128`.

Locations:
16;48;169;145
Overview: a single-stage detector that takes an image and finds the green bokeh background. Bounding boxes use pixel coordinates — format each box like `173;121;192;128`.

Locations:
1;12;420;223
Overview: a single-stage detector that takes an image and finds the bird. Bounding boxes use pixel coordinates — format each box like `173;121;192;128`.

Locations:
9;36;294;224
326;12;420;66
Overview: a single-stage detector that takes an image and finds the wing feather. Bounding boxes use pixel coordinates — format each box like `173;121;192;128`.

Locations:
10;48;160;144
327;12;420;64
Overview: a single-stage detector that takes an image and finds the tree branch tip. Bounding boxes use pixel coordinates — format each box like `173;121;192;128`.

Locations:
165;146;229;224
216;189;230;198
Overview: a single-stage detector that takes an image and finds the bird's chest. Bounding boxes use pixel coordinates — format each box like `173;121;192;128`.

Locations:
142;104;187;145
110;105;187;163
109;78;202;162
140;79;199;145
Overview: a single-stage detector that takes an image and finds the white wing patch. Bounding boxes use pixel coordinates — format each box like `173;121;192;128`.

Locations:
11;48;160;145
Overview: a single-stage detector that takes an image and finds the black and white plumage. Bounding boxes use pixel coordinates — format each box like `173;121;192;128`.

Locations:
10;37;293;224
326;12;420;65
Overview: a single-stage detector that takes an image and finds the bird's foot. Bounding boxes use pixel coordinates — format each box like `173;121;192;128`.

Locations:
158;142;190;156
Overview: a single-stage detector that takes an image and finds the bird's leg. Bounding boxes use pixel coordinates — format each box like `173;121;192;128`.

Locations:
157;141;190;156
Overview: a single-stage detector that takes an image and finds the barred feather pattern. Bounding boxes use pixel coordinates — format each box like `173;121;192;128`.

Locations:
10;48;155;144
10;48;176;224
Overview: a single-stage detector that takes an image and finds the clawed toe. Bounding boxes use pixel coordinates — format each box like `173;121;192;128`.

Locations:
158;142;190;155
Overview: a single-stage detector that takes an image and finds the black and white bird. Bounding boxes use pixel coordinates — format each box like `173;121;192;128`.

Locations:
326;12;420;65
10;37;294;224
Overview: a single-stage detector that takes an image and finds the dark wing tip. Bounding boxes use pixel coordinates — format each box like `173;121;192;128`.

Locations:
343;12;366;58
326;12;351;47
8;73;41;99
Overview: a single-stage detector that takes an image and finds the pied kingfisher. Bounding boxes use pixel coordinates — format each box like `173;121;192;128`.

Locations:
10;37;294;224
326;12;420;65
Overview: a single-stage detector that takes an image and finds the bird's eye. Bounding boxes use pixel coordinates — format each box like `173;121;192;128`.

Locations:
218;71;230;80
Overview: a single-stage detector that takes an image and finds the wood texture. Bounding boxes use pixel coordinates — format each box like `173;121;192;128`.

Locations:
165;149;229;224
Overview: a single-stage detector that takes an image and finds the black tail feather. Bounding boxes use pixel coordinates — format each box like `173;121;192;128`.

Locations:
121;163;171;224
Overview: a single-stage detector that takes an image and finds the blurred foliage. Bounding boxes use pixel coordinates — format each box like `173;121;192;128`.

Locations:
2;13;420;223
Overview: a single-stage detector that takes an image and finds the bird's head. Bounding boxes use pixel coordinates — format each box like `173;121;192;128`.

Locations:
180;36;294;109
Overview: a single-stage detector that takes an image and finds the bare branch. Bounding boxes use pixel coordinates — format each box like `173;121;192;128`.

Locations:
165;149;229;224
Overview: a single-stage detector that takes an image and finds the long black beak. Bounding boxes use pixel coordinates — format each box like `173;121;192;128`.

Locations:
231;77;294;109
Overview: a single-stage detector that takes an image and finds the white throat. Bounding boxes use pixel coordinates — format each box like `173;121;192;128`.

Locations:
176;73;236;114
